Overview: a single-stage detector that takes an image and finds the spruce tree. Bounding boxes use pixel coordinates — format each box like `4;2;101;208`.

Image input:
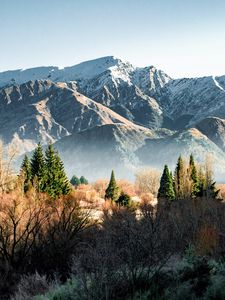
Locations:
105;170;120;202
189;154;200;197
30;143;45;188
54;152;71;196
20;155;32;192
158;165;175;201
174;155;184;199
70;175;81;187
80;176;88;185
42;145;71;199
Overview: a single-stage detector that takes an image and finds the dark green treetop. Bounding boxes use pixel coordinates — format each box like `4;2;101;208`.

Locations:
80;176;88;185
189;154;200;197
116;191;131;207
41;144;71;199
158;165;175;201
20;154;32;192
105;170;120;202
30;142;45;182
70;175;81;187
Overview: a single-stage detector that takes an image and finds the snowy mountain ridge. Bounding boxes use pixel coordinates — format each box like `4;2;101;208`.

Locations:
0;56;170;91
1;56;225;179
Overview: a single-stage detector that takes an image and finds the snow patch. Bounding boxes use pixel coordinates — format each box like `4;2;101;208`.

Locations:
212;76;225;92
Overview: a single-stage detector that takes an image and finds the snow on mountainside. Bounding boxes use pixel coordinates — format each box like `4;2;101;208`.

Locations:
160;75;225;128
0;56;134;87
1;56;225;178
0;79;151;154
0;56;170;90
0;56;169;129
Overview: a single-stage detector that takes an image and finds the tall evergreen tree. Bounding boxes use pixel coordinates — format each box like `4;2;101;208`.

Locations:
158;165;175;201
42;145;71;199
20;155;32;192
174;155;185;199
198;166;206;197
105;170;120;202
189;154;200;197
30;143;45;188
55;153;71;196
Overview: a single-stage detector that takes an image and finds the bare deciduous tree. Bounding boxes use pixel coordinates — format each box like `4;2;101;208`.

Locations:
135;168;160;196
0;141;18;193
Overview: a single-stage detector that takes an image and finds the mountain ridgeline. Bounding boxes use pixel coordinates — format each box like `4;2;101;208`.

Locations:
1;56;225;179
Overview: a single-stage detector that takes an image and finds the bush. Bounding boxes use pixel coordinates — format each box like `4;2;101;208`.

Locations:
35;278;83;300
30;195;91;279
11;273;51;300
70;175;80;187
115;191;131;207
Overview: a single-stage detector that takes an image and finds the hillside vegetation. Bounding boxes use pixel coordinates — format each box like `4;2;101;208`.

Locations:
0;142;223;299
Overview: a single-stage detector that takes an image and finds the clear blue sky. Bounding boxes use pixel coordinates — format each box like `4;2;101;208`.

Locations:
1;0;225;78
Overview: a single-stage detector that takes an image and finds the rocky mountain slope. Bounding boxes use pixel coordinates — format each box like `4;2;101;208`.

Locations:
0;56;225;179
160;76;225;129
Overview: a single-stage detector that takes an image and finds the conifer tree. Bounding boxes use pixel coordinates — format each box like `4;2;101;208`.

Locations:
198;166;206;197
20;155;32;192
42;145;71;199
174;155;185;199
158;165;175;201
195;158;219;199
30;143;45;187
70;175;81;187
189;154;200;197
54;152;71;196
105;170;120;202
80;176;88;185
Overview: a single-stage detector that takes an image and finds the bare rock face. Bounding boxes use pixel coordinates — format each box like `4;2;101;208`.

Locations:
0;77;151;153
0;56;225;179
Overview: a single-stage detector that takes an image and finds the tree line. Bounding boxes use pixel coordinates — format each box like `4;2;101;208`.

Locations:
20;143;71;198
104;154;220;207
158;154;219;201
1;143;224;300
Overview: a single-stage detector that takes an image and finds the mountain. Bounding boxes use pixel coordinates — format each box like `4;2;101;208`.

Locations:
138;128;225;176
0;56;225;179
0;57;169;129
196;117;225;151
0;78;151;153
55;123;152;179
160;76;225;129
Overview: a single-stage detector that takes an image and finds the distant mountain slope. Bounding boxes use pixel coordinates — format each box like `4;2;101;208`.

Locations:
137;128;225;179
0;79;149;153
196;117;225;151
160;76;225;128
55;123;152;180
0;56;225;179
0;56;169;129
